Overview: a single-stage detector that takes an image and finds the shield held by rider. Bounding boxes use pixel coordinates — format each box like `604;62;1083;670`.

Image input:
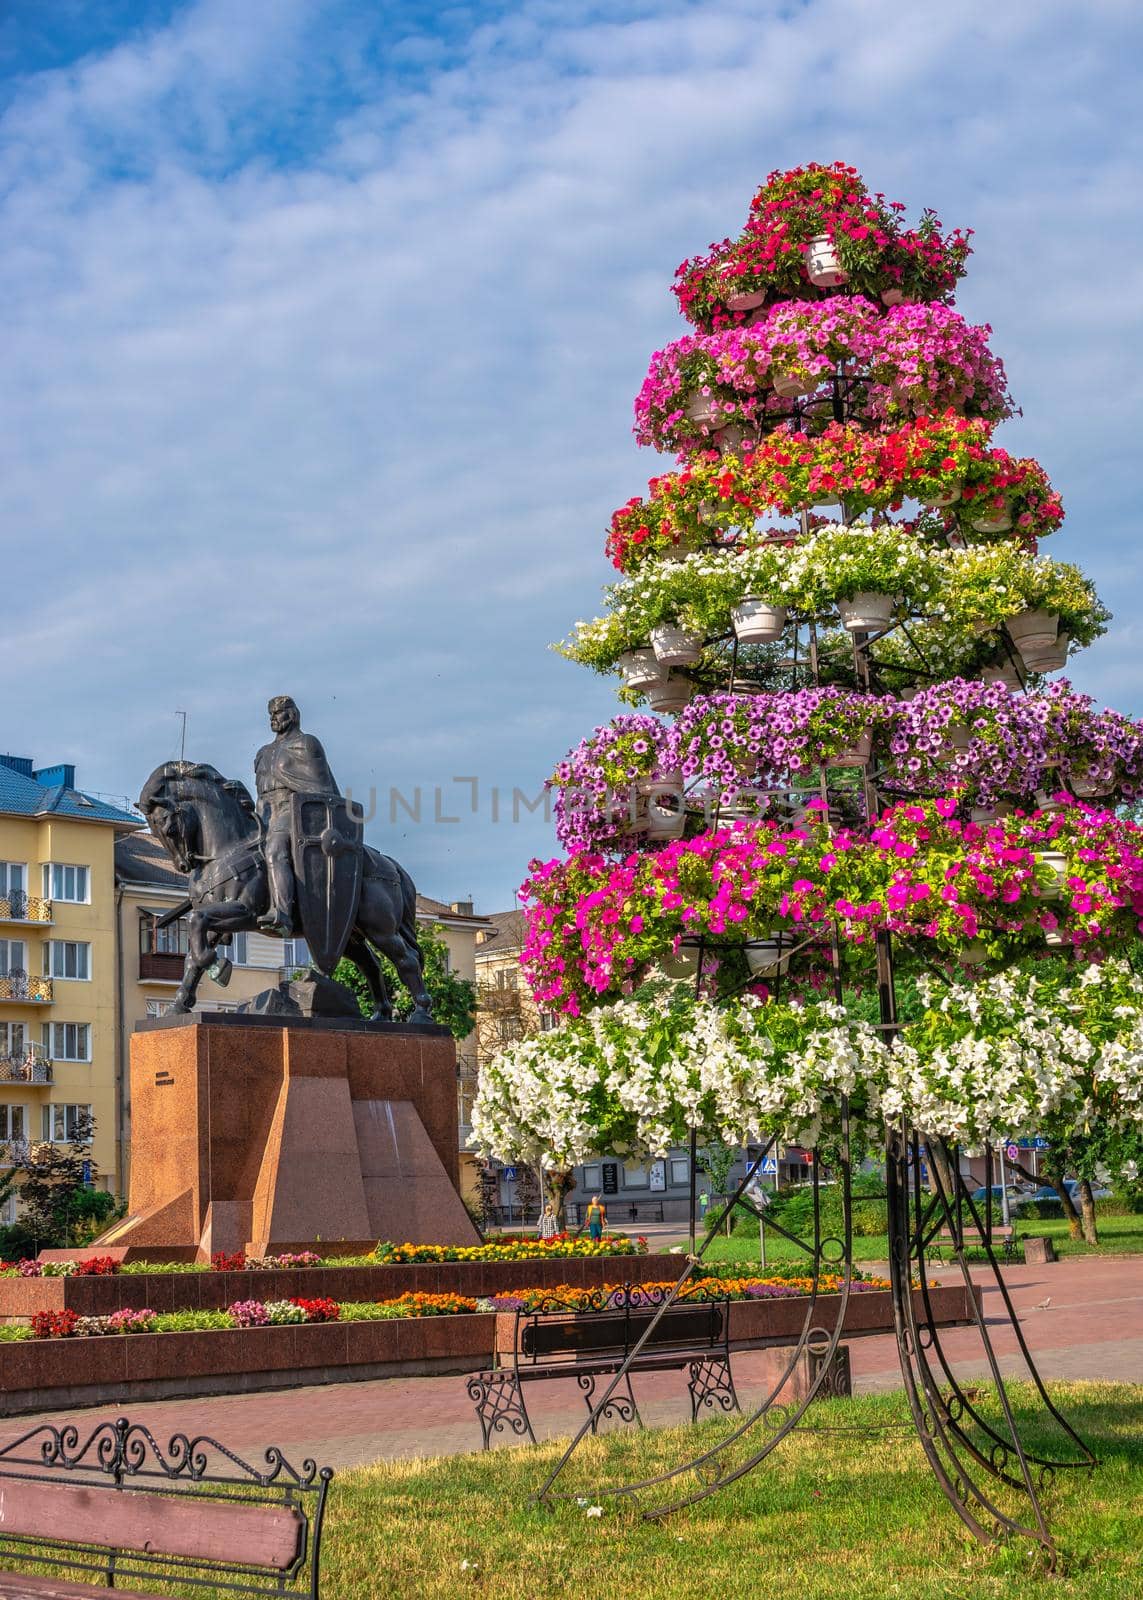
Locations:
290;793;364;975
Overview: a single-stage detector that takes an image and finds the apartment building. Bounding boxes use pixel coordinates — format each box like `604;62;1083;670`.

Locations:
115;832;489;1193
0;754;141;1212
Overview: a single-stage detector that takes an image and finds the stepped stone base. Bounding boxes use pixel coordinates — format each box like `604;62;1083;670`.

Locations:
96;1020;479;1262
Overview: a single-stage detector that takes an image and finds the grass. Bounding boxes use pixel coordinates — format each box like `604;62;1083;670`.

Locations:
690;1209;1143;1268
323;1382;1142;1599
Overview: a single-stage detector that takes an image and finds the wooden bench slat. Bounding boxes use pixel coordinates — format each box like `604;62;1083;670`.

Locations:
0;1574;169;1599
0;1480;302;1571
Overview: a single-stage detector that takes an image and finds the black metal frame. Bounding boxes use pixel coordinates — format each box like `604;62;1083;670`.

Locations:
469;1286;739;1450
0;1415;333;1598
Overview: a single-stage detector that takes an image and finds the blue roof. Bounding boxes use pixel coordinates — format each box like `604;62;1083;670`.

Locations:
0;755;140;827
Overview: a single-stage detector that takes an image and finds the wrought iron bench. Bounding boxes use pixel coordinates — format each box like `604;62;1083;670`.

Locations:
0;1416;333;1598
468;1287;739;1449
931;1222;1018;1265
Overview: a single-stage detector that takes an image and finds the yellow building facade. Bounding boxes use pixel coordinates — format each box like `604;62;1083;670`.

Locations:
0;756;140;1214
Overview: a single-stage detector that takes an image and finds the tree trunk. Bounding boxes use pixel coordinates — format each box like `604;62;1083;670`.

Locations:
1077;1179;1100;1246
1048;1165;1083;1238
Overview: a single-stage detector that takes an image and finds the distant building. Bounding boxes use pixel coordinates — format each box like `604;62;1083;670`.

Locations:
114;833;489;1197
0;753;141;1213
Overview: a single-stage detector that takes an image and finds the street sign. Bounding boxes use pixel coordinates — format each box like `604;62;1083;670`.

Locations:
81;1160;92;1186
758;1157;778;1175
1017;1138;1050;1150
502;1166;518;1182
1005;1143;1019;1162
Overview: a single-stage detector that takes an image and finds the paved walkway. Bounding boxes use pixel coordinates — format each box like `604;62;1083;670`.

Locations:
0;1257;1137;1473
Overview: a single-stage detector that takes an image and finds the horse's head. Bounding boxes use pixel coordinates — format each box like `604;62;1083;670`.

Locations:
138;761;257;873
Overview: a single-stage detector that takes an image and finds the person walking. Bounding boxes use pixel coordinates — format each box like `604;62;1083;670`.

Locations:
585;1194;607;1242
539;1202;559;1242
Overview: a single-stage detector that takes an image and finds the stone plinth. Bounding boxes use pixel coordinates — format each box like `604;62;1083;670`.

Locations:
100;1020;479;1260
1022;1235;1057;1265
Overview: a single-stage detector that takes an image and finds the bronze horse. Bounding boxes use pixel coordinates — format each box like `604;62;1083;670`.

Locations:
139;761;433;1021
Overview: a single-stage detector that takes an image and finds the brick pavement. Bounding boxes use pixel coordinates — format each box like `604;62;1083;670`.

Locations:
0;1256;1137;1472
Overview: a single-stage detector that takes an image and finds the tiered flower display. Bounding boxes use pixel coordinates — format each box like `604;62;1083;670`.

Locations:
473;162;1143;1173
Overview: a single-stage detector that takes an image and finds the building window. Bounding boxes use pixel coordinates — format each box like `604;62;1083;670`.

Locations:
498;1016;523;1043
0;940;26;977
539;1011;557;1032
283;937;310;970
0;1194;15;1224
225;932;248;966
0;863;26;899
670;1157;690;1186
0;1105;26;1143
41;1103;91;1143
42;864;90;904
581;1163;601;1192
145;999;174;1018
141;916;188;956
494;969;518;990
43;1023;90;1062
45;941;90;981
0;1023;25;1058
623;1163;649;1189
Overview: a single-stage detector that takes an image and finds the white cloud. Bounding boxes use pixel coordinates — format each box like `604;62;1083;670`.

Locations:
2;0;1141;904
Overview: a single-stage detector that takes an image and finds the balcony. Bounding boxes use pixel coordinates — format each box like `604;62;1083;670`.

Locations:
0;970;52;1004
0;893;51;926
0;1052;52;1085
139;951;187;983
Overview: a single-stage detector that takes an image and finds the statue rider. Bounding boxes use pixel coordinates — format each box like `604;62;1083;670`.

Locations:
253;695;341;934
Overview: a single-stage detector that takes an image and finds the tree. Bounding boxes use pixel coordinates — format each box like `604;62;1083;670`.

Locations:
333;923;476;1040
4;1113;117;1250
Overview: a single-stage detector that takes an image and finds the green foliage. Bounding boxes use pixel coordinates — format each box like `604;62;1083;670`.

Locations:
152;1311;235;1333
333;922;476;1040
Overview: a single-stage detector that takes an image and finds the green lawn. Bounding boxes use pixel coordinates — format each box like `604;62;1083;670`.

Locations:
691;1210;1143;1269
325;1383;1142;1599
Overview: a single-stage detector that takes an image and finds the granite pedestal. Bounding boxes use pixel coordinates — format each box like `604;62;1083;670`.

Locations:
99;1018;480;1261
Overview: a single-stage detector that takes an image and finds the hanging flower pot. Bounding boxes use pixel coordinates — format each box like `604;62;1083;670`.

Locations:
646;674;695;714
804;234;849;288
826;730;873;769
731;598;788;644
1019;632;1069;673
980;661;1024;692
944;724;973;754
685;392;723;426
644;797;687;839
617;649;665;692
922;484;962;509
1034;850;1069;897
772;368;817;399
881;287;905;307
717;425;757;460
650;623;704;668
745;937;792;977
697;500;730;527
971;509;1014;533
659;939;702;980
970;801;1014;823
837;592;895;632
1006;609;1060;653
725;286;766;312
957;939;990;966
1069;774;1114;799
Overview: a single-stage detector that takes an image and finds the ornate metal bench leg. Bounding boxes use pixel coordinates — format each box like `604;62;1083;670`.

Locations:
687;1356;739;1422
467;1371;534;1450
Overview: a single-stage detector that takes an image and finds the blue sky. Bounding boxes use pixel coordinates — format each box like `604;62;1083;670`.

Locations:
2;0;1141;912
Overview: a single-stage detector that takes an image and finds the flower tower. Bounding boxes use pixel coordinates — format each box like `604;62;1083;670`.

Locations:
477;163;1143;1551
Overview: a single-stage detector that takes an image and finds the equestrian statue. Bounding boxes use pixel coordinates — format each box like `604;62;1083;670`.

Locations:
139;696;433;1022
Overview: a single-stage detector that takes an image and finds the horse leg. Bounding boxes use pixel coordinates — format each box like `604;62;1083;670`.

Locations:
374;932;434;1025
345;930;392;1022
170;903;247;1012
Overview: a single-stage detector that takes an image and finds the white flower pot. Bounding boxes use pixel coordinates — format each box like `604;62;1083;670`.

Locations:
1034;850;1069;897
772;369;817;399
971;511;1014;533
725;286;766;312
717;425;756;460
637;770;683;797
945;724;973;753
922;484;962;509
837;592;895;633
957;940;989;966
805;234;849;288
731;598;788;644
1044;927;1068;948
1069;776;1113;799
970;802;1013;823
1020;632;1070;673
659;941;702;980
1006;609;1060;653
745;939;791;977
980;662;1024;692
651;623;704;668
811;494;843;509
685;392;721;425
618;649;665;692
881;287;905;307
826;730;873;769
646;675;695;714
697;501;729;527
644;798;687;839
